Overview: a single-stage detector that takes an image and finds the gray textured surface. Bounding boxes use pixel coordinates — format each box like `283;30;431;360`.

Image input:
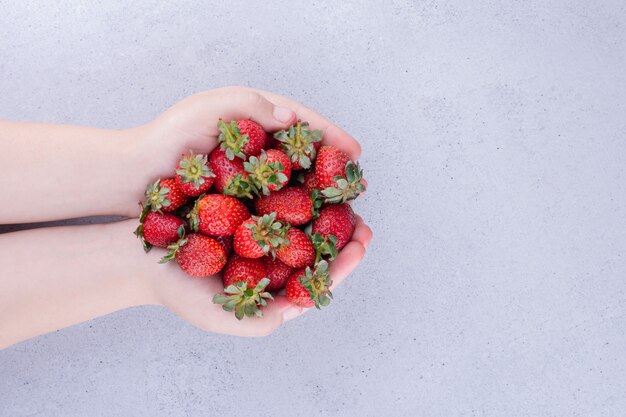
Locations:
1;1;625;416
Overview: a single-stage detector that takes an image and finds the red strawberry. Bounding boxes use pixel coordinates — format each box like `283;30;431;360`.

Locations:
312;204;356;251
214;235;233;257
255;186;312;226
135;211;184;251
222;255;267;288
213;255;272;320
273;121;322;170
285;261;332;308
315;145;365;203
300;170;320;194
174;151;215;196
143;178;189;213
299;171;323;219
160;233;227;277
276;228;315;268
244;149;292;195
217;119;267;160
209;148;256;199
286;269;314;307
189;194;249;236
234;214;289;259
315;146;349;189
263;257;293;291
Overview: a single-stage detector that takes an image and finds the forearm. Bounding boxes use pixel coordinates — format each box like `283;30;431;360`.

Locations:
0;219;158;348
0;121;144;223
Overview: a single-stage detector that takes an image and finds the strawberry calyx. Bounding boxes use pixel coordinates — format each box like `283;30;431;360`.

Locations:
134;223;152;252
143;179;171;212
213;278;274;320
176;151;214;188
244;151;289;195
321;161;366;204
158;226;187;263
310;189;324;219
218;119;249;160
186;195;203;233
274;121;322;169
223;173;258;199
300;261;333;309
134;205;153;253
246;213;290;257
310;233;338;264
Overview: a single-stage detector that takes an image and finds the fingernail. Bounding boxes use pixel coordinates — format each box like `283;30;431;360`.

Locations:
273;106;294;123
282;306;301;322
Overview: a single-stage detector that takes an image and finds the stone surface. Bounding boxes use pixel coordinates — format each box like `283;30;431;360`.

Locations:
1;1;625;416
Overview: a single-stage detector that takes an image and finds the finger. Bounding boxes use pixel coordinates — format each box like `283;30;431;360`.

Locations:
200;293;292;337
281;301;312;323
329;240;366;291
352;215;373;249
270;290;313;323
203;87;297;133
247;295;312;328
251;88;361;160
323;124;361;161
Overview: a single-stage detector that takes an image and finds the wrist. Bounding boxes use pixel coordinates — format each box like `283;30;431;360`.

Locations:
110;218;164;306
114;125;153;217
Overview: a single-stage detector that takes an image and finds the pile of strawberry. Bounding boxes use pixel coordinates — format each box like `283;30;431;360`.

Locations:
135;119;365;320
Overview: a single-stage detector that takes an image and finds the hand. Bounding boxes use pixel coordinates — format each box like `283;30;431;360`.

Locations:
148;216;372;336
134;87;372;336
129;86;363;204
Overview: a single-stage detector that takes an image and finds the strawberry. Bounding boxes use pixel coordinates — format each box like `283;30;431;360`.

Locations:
174;151;215;196
234;214;289;259
315;145;365;203
263;256;293;291
143;178;189;213
160;233;227;277
286;270;314;308
255;186;313;226
214;235;233;257
285;261;332;308
276;227;315;268
188;194;250;236
244;149;292;195
312;203;356;251
215;255;273;319
295;171;324;219
209;148;257;199
134;211;184;251
221;254;267;288
299;170;320;194
217;119;267;160
315;146;349;189
274;121;322;170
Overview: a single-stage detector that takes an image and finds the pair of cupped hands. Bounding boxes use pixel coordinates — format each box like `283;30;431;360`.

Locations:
130;87;372;336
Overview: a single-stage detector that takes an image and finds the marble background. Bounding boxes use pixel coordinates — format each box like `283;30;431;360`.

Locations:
1;1;625;416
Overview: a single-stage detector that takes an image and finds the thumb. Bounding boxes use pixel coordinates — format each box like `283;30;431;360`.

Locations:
210;87;296;132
